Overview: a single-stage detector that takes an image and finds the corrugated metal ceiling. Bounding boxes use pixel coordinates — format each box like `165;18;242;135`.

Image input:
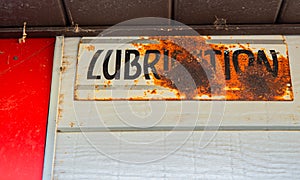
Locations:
0;0;300;36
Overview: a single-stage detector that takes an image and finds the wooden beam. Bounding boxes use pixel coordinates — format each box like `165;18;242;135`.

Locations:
1;24;300;38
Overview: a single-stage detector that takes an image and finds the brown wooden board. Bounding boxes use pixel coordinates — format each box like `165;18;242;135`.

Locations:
174;0;282;25
0;0;66;27
63;0;170;26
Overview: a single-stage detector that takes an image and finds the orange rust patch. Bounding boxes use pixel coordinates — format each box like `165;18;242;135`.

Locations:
85;45;95;51
133;36;293;101
150;89;157;94
105;80;112;85
134;36;216;99
57;108;63;124
60;57;71;73
59;94;64;105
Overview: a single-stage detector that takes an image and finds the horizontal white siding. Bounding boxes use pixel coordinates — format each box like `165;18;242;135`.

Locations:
54;131;300;179
52;36;300;179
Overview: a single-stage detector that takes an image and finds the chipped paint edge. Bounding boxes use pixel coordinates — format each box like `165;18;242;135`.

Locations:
42;36;64;180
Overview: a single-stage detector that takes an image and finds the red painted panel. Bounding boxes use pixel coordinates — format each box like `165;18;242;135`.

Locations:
0;38;54;180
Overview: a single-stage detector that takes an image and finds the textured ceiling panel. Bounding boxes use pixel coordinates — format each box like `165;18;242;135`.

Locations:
278;0;300;23
174;0;283;25
64;0;170;26
0;0;300;35
0;0;66;27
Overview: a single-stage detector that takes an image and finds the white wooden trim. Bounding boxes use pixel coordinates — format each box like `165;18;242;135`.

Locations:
42;36;64;180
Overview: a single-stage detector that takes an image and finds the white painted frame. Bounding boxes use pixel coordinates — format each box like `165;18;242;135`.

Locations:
42;36;64;180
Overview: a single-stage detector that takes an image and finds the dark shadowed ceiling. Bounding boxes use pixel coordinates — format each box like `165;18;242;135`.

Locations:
1;0;300;36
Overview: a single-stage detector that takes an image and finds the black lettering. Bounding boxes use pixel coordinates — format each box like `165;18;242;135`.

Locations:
163;49;169;71
87;50;103;79
224;50;231;80
269;50;279;77
257;50;278;77
103;50;121;80
125;50;141;79
232;50;255;73
144;50;161;80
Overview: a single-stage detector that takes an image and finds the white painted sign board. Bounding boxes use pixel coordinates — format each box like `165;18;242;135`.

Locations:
56;36;300;130
75;36;292;101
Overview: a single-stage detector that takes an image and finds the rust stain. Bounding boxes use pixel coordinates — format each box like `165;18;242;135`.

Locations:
69;122;75;128
150;89;157;94
57;107;63;124
84;45;95;51
106;80;112;85
74;86;79;100
102;80;112;88
59;94;64;105
60;57;71;73
134;36;215;99
132;36;293;101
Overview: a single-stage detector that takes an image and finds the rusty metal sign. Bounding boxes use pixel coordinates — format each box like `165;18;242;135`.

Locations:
75;36;293;101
